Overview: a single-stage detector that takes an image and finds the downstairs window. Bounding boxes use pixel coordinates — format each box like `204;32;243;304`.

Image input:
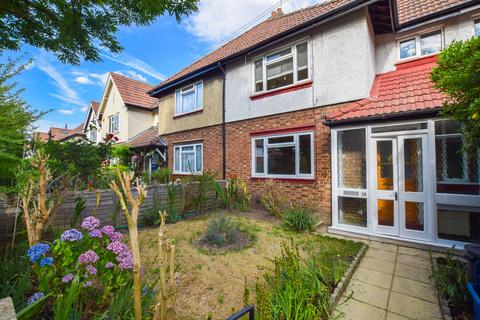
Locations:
173;143;203;174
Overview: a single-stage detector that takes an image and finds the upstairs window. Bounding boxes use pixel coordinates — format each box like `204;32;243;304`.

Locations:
252;131;314;178
174;143;203;174
475;19;480;37
175;81;203;115
253;41;309;93
108;113;119;133
399;30;442;60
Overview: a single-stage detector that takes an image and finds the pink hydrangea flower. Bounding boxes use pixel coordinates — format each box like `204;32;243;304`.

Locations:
107;241;129;254
105;262;115;269
62;273;74;283
78;250;99;265
110;232;124;242
101;225;115;237
81;216;101;231
85;265;97;275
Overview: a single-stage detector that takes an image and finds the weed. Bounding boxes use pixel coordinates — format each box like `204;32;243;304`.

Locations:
260;180;286;218
282;207;316;232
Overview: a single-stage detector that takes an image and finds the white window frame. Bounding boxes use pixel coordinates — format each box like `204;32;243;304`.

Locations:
108;113;119;133
398;29;444;60
252;39;310;94
173;143;203;174
174;81;203;116
89;130;97;142
251;131;314;179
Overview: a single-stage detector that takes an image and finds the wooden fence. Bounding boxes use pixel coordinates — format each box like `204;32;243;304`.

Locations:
0;181;225;243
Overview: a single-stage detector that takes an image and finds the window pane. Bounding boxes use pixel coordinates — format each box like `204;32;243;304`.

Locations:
182;91;195;113
438;208;480;244
195;145;202;172
400;38;416;59
404;138;423;192
182;145;194;151
476;20;480;37
196;82;203;108
338;196;367;227
266;57;294;90
254;59;264;92
266;47;291;62
377;140;394;191
337;129;366;189
267;146;295;175
174;148;180;171
372;122;427;133
378;199;394;226
299;134;312;174
420;32;442;55
255;139;264;173
435;120;461;135
296;42;308;81
181;152;194;172
405;202;424;231
268;136;294;144
175;91;181;114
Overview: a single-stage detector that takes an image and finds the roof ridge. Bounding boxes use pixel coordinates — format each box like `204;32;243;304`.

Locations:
128;125;157;142
110;72;154;87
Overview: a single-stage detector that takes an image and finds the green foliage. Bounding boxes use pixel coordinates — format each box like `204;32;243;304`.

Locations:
261;180;286;218
282;207;316;232
431;36;480;148
255;240;336;320
202;216;241;247
194;171;216;213
41;139;112;189
213;176;251;211
166;182;179;223
151;167;173;185
141;208;160;227
111;145;132;167
0;59;42;190
17;292;51;320
0;0;199;64
53;276;82;320
71;196;86;228
432;246;471;310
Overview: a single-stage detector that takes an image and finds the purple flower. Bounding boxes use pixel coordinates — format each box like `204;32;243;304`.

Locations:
62;273;74;283
107;241;129;254
101;225;115;237
81;216;101;231
105;262;115;269
85;265;97;275
27;243;50;263
78;250;99;265
110;232;124;242
89;229;102;238
28;292;44;305
83;280;93;288
118;255;134;270
61;229;83;242
39;257;53;267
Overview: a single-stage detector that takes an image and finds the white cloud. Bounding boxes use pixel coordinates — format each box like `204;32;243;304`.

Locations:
74;75;94;85
80;106;89;112
72;71;109;87
36;53;86;108
58;109;75;115
125;70;147;82
99;47;166;81
185;0;322;45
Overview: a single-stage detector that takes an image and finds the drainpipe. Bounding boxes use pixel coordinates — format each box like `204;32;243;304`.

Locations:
218;62;226;180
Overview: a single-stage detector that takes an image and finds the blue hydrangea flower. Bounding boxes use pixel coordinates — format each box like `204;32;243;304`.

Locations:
60;229;83;242
27;243;50;263
27;292;44;305
39;257;53;267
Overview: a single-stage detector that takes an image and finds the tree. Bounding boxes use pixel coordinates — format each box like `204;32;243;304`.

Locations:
0;0;199;64
431;36;480;148
0;59;41;190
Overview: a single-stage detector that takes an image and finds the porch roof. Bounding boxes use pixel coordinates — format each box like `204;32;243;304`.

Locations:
325;56;446;126
128;126;166;149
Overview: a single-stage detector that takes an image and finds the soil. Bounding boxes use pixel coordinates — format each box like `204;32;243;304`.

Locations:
195;231;254;254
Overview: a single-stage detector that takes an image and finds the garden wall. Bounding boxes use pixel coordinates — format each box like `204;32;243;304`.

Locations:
0;181;225;244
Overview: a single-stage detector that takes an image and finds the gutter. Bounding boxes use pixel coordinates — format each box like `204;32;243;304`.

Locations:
323;108;441;127
148;0;380;97
218;62;227;180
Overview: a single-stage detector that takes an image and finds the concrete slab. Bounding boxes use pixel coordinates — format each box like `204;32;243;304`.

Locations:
388;291;442;320
391;276;438;303
395;262;433;284
352;266;393;289
360;256;396;274
337;298;386;320
345;279;390;309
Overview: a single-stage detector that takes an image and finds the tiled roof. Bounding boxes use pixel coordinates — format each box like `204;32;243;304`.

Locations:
326;56;445;123
128;126;166;148
395;0;471;25
49;127;72;141
34;132;49;143
56;123;86;141
150;0;356;93
91;101;100;114
110;73;157;109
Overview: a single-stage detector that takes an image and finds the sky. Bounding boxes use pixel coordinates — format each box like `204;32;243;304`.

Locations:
2;0;320;132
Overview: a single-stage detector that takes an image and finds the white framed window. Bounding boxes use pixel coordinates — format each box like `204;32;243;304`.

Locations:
175;81;203;115
89;130;97;142
253;40;309;93
173;143;203;174
108;113;119;133
399;30;443;60
251;131;314;179
475;19;480;37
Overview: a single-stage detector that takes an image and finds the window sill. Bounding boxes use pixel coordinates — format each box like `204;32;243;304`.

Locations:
250;80;312;101
251;176;315;184
173;109;203;119
395;54;437;70
173;172;202;176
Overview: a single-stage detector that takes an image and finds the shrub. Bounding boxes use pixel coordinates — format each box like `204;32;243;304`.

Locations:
213;175;251;211
260;180;286;217
151;167;172;185
282;207;316;232
202;216;241;247
141;208;160;227
194;171;216;213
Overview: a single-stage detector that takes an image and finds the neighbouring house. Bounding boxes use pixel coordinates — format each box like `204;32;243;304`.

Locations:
150;0;480;247
94;72;165;173
34;123;86;143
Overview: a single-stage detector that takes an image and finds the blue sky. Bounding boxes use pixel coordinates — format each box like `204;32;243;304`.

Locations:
2;0;319;132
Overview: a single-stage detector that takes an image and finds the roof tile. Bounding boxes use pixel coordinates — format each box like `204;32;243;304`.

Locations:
110;73;157;109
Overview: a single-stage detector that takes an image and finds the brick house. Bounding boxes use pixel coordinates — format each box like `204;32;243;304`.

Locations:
150;0;480;247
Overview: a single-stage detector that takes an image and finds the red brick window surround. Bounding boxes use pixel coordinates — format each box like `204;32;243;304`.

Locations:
251;127;315;180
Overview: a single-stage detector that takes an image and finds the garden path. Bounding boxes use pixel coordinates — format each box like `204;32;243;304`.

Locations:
337;241;442;320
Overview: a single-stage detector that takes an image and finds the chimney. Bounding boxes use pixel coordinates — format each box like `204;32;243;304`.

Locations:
271;10;277;17
276;8;284;16
63;124;68;134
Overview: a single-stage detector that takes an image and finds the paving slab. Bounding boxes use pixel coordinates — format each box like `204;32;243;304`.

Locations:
395;262;433;284
352;266;393;289
397;246;430;259
337;298;386;320
365;248;397;262
345;279;390;309
360;256;396;274
396;253;431;269
369;241;398;253
388;291;442;320
391;276;438;303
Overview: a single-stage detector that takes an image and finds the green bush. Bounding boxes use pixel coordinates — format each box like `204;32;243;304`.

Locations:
260;180;286;217
141;208;160;227
151;167;173;185
282;207;316;232
202;216;241;247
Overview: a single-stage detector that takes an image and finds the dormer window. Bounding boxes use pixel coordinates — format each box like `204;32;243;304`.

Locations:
253;41;309;93
175;81;203;115
399;30;443;60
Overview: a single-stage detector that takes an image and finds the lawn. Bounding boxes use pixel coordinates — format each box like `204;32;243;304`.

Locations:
138;209;363;319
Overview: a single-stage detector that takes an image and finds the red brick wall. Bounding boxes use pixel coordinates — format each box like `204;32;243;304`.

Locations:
162;124;224;179
225;104;349;224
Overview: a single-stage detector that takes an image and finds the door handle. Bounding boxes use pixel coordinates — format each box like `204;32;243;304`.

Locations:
395;192;398;201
